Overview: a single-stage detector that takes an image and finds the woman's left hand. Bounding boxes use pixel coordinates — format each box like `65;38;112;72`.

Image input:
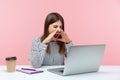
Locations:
57;29;71;43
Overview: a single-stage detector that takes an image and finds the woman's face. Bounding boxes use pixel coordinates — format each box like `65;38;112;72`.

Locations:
48;20;62;34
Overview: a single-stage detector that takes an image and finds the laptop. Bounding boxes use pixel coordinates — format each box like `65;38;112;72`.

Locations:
47;44;105;76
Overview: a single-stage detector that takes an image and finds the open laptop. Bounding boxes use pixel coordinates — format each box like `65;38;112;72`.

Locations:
47;44;105;76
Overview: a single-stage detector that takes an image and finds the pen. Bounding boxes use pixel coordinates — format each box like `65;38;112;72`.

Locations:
21;68;36;71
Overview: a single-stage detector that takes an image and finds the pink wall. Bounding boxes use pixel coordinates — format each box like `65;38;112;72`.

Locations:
0;0;120;65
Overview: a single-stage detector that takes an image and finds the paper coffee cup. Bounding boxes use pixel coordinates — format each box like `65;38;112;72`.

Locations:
5;56;17;72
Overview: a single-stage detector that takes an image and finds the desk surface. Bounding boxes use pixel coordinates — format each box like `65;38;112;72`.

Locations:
0;65;120;80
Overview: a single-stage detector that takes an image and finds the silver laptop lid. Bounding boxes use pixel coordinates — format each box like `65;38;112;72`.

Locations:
63;44;105;76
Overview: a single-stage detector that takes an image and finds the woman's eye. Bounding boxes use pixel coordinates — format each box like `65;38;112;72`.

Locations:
53;25;58;28
60;26;62;29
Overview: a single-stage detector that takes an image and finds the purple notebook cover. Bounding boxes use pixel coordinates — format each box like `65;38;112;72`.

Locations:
16;69;43;74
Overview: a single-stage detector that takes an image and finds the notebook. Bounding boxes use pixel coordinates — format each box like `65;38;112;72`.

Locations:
16;68;43;74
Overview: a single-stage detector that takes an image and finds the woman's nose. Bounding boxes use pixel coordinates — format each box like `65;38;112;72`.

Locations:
57;27;61;31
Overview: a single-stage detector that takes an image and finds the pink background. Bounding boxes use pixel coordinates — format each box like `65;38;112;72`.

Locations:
0;0;120;65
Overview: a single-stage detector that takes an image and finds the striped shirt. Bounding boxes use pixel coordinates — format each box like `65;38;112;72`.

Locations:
28;36;73;68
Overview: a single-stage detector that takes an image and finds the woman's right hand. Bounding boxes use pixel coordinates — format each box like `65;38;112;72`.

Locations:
42;29;59;44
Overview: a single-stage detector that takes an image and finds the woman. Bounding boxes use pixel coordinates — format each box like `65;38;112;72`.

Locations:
28;12;73;68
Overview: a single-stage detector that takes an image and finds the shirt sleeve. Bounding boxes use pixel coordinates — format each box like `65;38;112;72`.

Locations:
28;37;48;68
65;41;73;57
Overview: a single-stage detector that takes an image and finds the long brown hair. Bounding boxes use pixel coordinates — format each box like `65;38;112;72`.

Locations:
41;12;66;54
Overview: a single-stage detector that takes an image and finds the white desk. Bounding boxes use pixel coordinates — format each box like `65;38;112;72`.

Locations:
0;65;120;80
